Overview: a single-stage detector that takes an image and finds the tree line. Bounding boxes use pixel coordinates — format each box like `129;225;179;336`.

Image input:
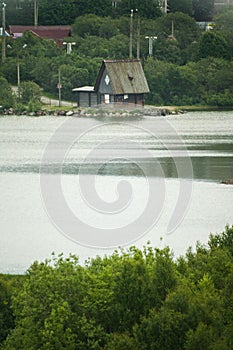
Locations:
1;9;233;108
1;0;218;26
0;225;233;349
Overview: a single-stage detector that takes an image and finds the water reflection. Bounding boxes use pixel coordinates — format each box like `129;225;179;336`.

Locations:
0;155;232;182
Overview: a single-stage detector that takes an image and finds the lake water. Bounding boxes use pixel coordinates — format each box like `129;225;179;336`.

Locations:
0;111;233;274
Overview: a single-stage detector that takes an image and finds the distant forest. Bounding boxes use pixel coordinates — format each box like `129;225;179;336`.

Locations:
2;0;216;26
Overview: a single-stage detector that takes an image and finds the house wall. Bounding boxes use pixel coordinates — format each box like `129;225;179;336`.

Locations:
112;94;144;106
98;68;113;95
77;92;98;107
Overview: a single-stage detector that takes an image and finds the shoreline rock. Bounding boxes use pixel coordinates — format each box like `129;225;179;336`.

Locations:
221;179;233;185
0;105;182;117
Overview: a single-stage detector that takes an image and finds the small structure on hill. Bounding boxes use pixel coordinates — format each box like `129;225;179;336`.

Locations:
8;25;71;44
72;59;150;107
214;0;233;8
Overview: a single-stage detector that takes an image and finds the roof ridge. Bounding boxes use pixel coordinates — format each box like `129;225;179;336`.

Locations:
104;59;141;63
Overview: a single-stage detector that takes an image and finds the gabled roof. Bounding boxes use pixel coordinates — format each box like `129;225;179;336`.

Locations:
8;25;71;42
95;59;150;94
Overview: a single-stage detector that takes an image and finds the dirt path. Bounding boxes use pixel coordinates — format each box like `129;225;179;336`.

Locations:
12;86;76;107
40;96;76;107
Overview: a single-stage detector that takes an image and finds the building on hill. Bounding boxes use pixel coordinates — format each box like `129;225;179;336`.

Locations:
214;0;233;7
72;59;150;107
8;25;71;44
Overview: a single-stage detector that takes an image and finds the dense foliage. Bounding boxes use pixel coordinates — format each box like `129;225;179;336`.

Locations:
0;77;16;109
145;57;233;106
0;4;233;106
1;0;217;26
0;226;233;349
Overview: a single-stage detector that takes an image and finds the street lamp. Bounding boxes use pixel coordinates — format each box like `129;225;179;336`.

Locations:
129;9;133;59
63;42;76;54
1;1;6;62
16;44;27;96
57;67;62;107
135;9;140;59
34;0;38;26
145;36;158;56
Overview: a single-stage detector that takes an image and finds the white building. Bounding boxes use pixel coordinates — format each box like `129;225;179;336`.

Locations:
215;0;233;7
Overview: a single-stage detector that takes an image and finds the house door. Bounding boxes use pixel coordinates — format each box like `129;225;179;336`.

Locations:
104;94;110;104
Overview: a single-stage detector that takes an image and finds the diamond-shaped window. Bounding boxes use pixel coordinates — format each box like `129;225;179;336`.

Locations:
105;75;110;85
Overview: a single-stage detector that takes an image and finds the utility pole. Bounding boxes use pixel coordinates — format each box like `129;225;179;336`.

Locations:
161;0;167;14
136;9;140;59
17;44;27;96
129;9;133;59
58;68;62;107
34;0;38;26
164;0;168;13
2;2;6;62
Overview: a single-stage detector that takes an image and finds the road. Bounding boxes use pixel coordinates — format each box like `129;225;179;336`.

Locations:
40;96;77;107
12;86;77;107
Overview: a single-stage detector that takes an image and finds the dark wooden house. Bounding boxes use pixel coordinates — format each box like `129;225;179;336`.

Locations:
72;59;150;107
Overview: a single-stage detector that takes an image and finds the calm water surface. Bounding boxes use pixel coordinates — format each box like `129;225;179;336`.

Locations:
0;111;233;273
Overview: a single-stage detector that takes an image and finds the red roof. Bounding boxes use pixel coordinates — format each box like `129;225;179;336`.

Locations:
9;25;71;43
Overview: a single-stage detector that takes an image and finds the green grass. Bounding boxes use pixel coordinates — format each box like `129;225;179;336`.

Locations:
180;105;233;111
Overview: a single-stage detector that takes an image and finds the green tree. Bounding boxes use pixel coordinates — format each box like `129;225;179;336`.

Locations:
144;58;172;105
197;31;230;60
3;0;34;25
3;256;86;349
76;36;110;58
72;14;105;38
153;37;182;64
152;12;201;51
208;225;233;256
2;228;233;349
0;279;14;343
168;0;193;16
108;34;130;59
193;0;215;21
18;81;41;104
55;65;89;100
110;247;151;332
116;0;161;19
134;308;186;350
38;0;77;25
0;76;16;109
214;10;233;57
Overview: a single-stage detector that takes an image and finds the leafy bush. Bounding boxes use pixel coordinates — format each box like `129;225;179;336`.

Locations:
27;99;42;113
0;77;16;109
18;81;42;105
1;227;233;349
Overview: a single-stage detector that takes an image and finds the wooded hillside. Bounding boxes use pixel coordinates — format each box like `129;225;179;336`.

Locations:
0;2;233;108
0;226;233;349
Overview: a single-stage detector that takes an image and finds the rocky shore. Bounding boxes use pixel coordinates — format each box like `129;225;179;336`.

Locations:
221;179;233;185
0;105;183;117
